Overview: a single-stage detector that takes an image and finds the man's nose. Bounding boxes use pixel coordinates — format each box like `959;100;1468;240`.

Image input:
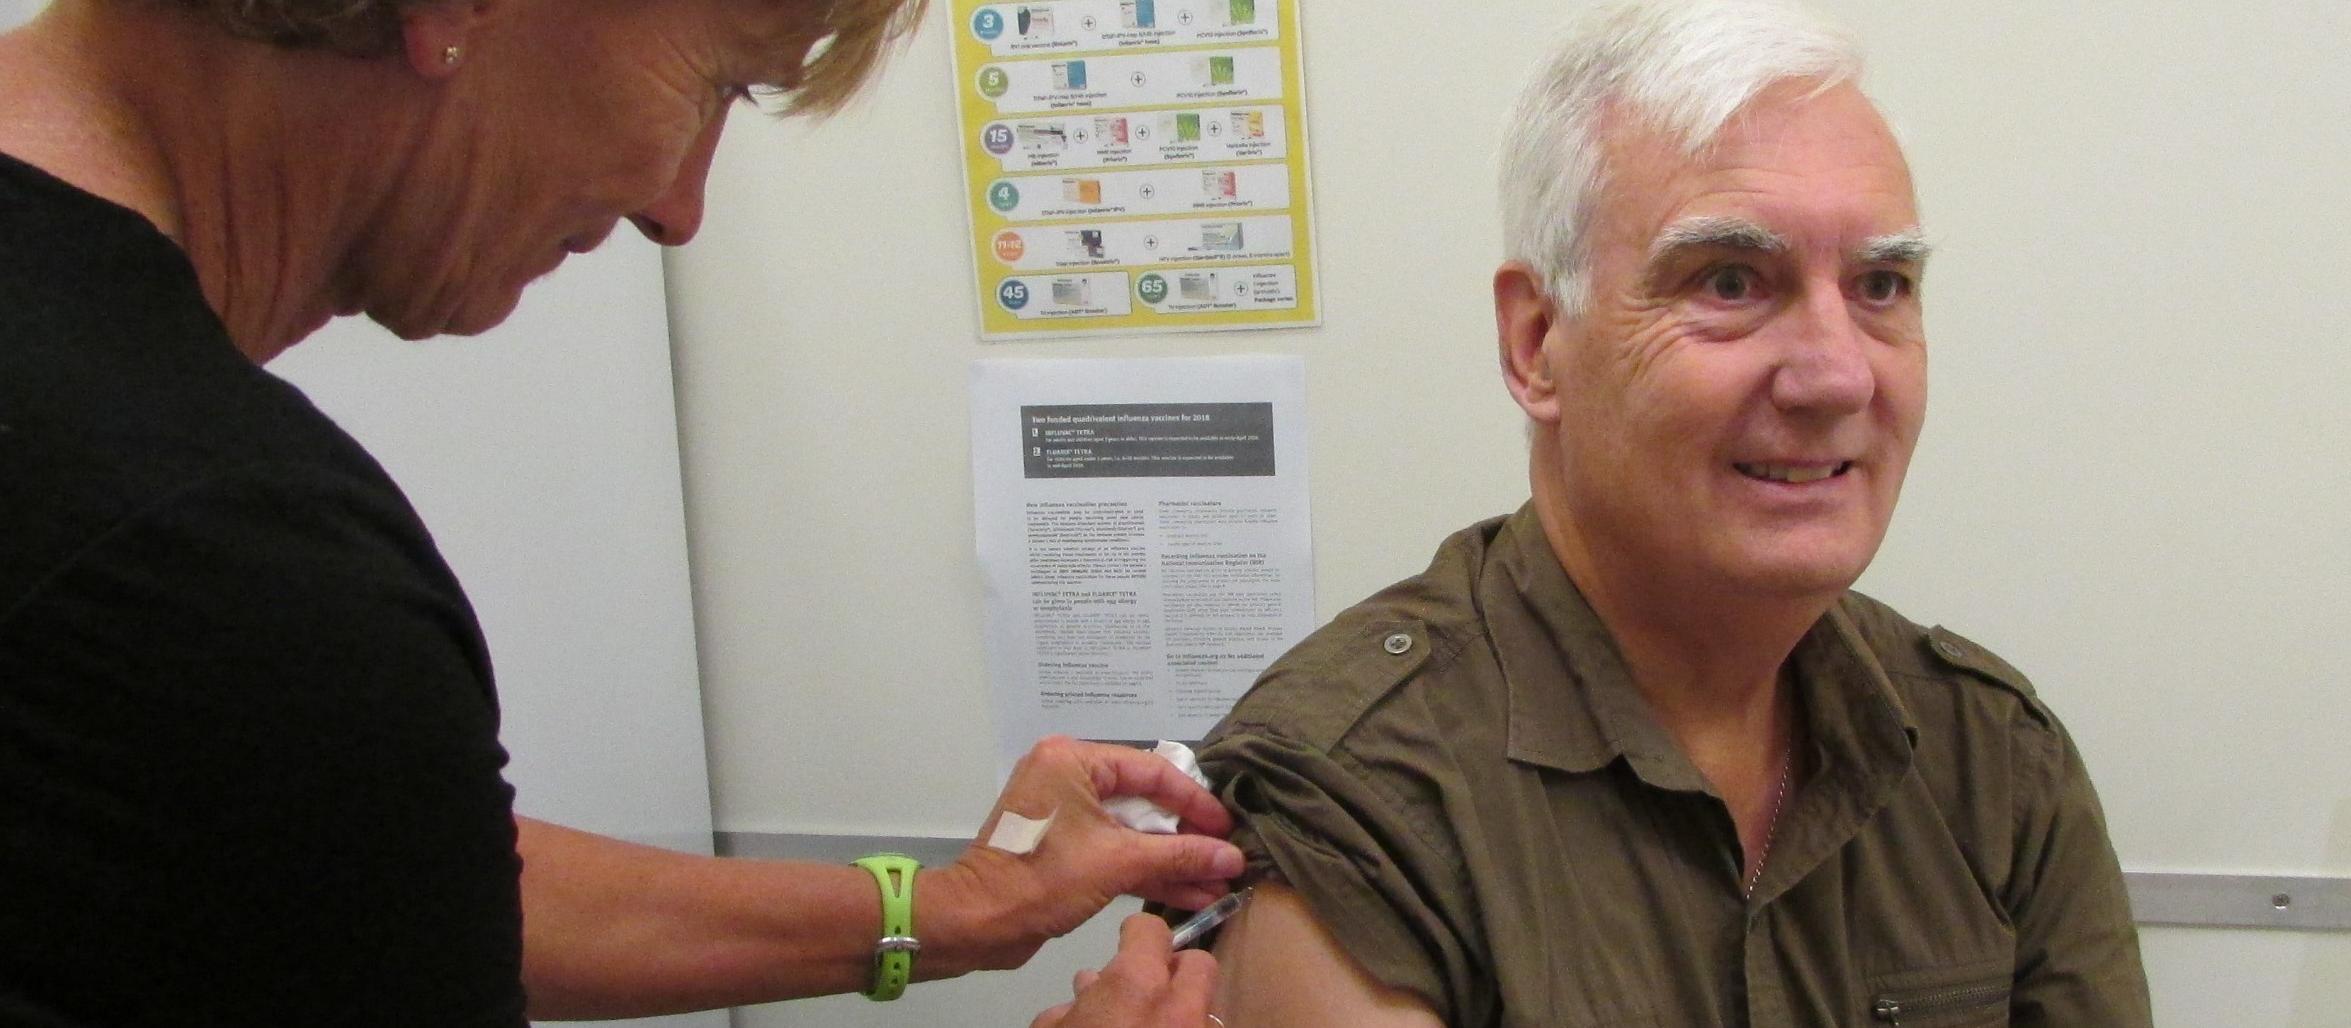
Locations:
1770;282;1876;415
628;109;730;247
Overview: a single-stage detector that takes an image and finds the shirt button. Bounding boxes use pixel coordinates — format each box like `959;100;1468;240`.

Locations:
1934;638;1965;661
1382;632;1414;655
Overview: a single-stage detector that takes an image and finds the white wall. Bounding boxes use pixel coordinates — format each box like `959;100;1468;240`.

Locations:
670;1;2350;1025
271;236;715;860
270;230;723;1028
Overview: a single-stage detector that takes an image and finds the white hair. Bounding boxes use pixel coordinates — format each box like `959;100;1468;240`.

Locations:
1498;0;1866;319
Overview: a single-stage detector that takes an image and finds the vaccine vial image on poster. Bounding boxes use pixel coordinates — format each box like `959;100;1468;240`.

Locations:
1120;0;1156;29
1050;277;1093;306
1064;229;1106;259
1051;60;1088;90
1017;122;1068;151
1198;222;1244;251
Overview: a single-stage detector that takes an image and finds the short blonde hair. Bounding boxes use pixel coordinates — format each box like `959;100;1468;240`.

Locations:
161;0;926;115
787;0;927;115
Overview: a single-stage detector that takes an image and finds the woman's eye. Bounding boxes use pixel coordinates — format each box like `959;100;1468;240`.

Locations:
1857;269;1913;304
1702;265;1761;302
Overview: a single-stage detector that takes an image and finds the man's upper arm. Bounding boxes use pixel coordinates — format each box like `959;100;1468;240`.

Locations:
1212;882;1445;1027
2005;715;2153;1026
1202;711;1490;1022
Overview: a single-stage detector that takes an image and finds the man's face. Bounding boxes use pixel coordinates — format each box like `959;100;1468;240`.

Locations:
1540;81;1928;600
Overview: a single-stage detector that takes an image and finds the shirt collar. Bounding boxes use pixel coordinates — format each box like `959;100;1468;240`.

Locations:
1486;505;1706;790
1484;503;1917;794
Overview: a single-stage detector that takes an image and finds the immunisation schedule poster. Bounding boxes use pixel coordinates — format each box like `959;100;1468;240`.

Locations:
949;0;1321;339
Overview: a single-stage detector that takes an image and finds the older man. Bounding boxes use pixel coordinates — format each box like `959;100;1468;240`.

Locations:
1194;2;2151;1025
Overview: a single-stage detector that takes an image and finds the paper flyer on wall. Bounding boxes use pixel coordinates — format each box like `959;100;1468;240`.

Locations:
948;0;1321;339
971;356;1314;770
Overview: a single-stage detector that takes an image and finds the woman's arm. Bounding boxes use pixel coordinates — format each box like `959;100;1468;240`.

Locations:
517;736;1245;1019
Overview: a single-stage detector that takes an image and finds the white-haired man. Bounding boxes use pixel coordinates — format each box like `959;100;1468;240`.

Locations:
1192;2;2152;1025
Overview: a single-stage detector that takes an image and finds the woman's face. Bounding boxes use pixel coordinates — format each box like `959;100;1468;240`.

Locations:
347;0;827;339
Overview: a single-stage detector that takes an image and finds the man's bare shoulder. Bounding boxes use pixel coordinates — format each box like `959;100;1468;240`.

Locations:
1211;883;1447;1027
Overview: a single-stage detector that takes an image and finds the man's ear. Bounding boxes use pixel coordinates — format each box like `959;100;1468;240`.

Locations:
399;0;503;80
1495;261;1564;425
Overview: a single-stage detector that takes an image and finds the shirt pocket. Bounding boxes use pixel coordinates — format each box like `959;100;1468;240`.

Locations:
1866;958;2011;1027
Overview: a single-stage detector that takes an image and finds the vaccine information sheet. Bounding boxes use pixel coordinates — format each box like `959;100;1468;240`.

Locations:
971;356;1314;768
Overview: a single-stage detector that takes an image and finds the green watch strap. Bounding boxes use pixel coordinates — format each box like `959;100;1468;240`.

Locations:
851;853;921;1001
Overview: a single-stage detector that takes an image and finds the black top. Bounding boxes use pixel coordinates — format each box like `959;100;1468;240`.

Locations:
0;153;527;1026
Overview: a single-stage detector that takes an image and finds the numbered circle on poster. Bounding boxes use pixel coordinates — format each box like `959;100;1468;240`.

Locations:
977;65;1011;99
971;7;1004;40
993;231;1028;263
982;122;1015;155
987;181;1021;213
1136;273;1170;304
998;279;1032;311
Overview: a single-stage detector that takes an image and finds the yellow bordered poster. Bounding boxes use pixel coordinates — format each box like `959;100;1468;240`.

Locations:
948;0;1320;339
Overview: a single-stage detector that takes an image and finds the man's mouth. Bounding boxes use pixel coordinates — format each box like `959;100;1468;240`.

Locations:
1734;461;1853;484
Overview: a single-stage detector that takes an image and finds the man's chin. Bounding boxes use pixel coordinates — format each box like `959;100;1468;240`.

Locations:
1722;545;1877;600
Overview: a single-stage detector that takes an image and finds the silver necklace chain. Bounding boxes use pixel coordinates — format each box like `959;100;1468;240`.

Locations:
1743;746;1795;900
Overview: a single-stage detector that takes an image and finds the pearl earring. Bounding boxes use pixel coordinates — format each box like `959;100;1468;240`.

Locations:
441;44;462;66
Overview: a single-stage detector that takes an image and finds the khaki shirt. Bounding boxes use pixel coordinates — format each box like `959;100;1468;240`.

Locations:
1198;507;2150;1027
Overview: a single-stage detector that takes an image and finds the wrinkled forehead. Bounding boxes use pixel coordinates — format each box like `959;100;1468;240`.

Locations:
1592;81;1919;251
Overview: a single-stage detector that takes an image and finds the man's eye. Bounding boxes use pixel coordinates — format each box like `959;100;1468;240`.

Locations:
1702;265;1761;302
1857;269;1913;304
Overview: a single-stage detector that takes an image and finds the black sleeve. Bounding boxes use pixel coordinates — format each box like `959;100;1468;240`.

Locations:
0;462;527;1027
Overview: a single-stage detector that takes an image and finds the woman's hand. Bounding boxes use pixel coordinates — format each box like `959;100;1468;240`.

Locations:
919;737;1244;975
1031;914;1220;1028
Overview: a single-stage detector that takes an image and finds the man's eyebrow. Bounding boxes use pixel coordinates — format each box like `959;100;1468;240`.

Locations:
1856;230;1933;265
1647;216;1790;266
